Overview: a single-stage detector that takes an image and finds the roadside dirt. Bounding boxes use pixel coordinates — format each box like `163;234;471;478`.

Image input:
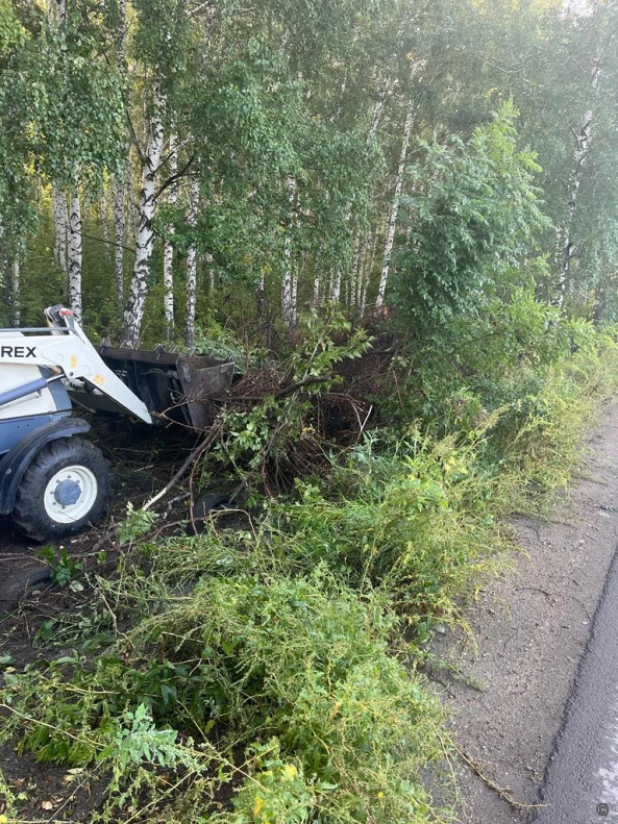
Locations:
430;399;618;823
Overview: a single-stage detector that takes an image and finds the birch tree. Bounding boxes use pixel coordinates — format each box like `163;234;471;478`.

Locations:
375;61;424;309
113;0;128;308
68;185;83;321
552;62;600;307
11;256;20;326
163;131;178;334
114;158;127;306
185;173;200;347
282;175;298;326
123;80;165;344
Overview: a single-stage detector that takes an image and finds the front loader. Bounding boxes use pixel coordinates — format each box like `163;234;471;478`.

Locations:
0;305;234;541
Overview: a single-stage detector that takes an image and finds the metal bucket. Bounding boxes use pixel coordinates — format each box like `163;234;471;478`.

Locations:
70;346;235;430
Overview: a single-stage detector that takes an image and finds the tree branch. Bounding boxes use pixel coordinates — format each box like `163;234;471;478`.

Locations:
154;157;196;201
81;231;136;255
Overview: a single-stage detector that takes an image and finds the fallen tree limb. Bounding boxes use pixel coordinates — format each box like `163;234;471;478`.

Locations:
143;419;223;511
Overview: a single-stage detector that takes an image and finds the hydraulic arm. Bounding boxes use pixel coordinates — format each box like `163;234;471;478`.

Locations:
0;306;151;424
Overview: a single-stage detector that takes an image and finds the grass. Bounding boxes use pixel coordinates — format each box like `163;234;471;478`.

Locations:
1;324;618;822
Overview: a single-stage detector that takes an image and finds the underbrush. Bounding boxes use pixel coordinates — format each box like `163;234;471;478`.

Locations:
2;318;618;822
1;573;450;823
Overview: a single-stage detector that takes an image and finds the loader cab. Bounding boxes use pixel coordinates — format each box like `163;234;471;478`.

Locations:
0;331;73;458
0;319;111;541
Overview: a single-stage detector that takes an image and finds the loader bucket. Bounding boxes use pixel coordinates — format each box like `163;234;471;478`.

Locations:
70;346;235;430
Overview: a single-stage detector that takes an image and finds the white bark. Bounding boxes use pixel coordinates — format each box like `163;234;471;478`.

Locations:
48;0;66;24
375;102;415;309
52;187;68;276
330;202;353;302
291;272;298;316
281;174;298;326
369;77;392;137
113;0;128;307
0;239;6;306
163;131;178;334
552;63;600;308
68;187;83;322
123;81;165;345
350;230;362;309
313;268;321;306
117;0;127;64
185;174;200;347
11;257;20;326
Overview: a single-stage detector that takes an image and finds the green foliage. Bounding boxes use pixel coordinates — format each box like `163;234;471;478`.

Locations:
392;102;551;326
216;308;371;489
1;573;447;823
38;545;84;589
116;502;159;546
3;320;617;821
5;2;618;823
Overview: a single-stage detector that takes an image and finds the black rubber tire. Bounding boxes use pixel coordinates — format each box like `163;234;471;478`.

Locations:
191;492;232;534
12;437;111;542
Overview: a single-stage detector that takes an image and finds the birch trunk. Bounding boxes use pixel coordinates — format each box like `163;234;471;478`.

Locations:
257;270;266;317
11;257;20;326
68;187;83;322
281;174;297;326
552;63;600;308
112;0;128;307
123;81;165;345
329;82;390;307
99;190;111;260
369;77;391;136
52;187;68;276
0;241;8;316
48;0;66;24
375;102;415;309
313;268;321;307
185;174;200;347
329;270;342;302
350;230;362;310
330;202;352;302
163;131;178;334
117;0;127;65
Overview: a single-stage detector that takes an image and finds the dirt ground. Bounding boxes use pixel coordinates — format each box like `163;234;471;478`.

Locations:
430;399;618;823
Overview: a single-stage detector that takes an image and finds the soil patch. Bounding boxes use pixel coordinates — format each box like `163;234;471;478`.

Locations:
430;399;618;823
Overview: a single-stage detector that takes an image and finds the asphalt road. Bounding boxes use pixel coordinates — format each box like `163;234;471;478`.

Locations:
533;539;618;824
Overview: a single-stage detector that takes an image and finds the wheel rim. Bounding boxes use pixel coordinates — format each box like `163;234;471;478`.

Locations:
43;465;99;525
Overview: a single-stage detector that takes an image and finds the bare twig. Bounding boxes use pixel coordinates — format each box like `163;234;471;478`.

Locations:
456;744;548;811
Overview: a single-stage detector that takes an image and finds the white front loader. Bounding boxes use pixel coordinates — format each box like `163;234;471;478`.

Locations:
0;306;151;425
0;306;151;541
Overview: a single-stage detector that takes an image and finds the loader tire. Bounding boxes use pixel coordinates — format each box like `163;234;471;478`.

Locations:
191;492;232;534
13;437;111;542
